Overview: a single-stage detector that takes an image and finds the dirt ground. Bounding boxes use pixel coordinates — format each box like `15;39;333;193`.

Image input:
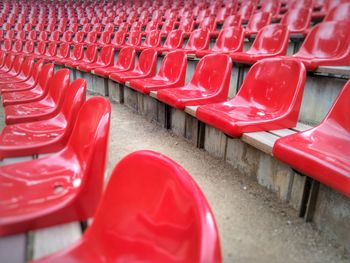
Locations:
105;98;349;263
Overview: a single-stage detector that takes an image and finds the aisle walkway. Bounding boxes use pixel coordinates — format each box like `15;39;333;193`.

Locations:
106;97;349;263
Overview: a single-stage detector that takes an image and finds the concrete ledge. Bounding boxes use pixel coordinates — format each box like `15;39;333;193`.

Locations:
108;80;123;103
91;74;108;96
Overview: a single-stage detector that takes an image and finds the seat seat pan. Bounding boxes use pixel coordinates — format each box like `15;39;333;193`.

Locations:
273;125;350;197
0;79;36;93
2;86;44;106
77;62;106;73
129;77;173;94
93;65;129;78
230;52;277;64
109;69;148;84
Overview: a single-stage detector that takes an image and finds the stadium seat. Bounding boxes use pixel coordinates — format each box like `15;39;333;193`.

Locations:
96;31;112;47
196;26;244;57
137;30;161;51
0;56;34;84
245;12;272;36
323;3;350;22
285;21;350;70
128;50;187;94
50;42;70;63
210;15;242;38
77;46;115;73
55;43;84;66
4;68;70;125
65;44;98;69
122;30;142;48
109;48;158;84
156;54;232;110
237;3;255;22
92;46;136;77
196;58;306;138
229;24;289;64
273;80;350;198
280;7;312;35
177;28;210;55
157;29;184;53
30;150;221;263
0;78;86;158
0;97;111;236
0;54;24;79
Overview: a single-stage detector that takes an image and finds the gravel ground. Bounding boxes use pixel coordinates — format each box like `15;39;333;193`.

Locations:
105;97;349;263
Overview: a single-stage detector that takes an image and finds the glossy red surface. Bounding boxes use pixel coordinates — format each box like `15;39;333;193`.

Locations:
4;68;70;125
109;48;157;84
55;43;84;66
0;56;33;84
92;46;136;77
237;3;255;22
229;24;289;64
273;80;350;197
0;97;111;236
0;55;23;80
196;58;306;138
96;31;112;47
245;12;272;36
196;26;244;57
323;3;350;22
65;44;98;69
287;21;350;70
129;50;187;94
156;54;232;110
77;46;114;73
123;30;142;48
0;78;86;158
137;30;162;51
107;31;126;48
178;28;210;54
50;42;70;63
157;29;184;53
32;150;221;263
280;8;311;35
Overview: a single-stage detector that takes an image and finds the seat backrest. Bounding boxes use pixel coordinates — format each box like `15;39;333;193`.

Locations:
12;55;24;73
185;28;210;50
98;46;114;65
85;32;98;44
163;29;184;49
213;26;244;52
84;44;98;62
5;30;15;39
246;12;272;33
199;16;216;31
111;31;126;45
20;56;34;77
160;20;175;33
143;30;161;47
37;31;48;41
145;20;159;32
136;48;158;74
260;0;281;16
73;31;85;43
15;30;26;40
58;42;70;58
36;62;54;91
323;3;350;22
0;51;6;67
71;43;85;60
85;150;221;262
179;17;194;33
248;24;289;54
48;68;70;105
236;58;306;114
36;41;46;55
3;39;12;51
289;0;314;9
49;31;60;41
47;42;58;56
98;32;112;44
237;3;255;20
222;15;242;28
27;30;37;41
13;39;23;53
126;31;141;46
23;40;35;54
115;46;136;70
157;50;187;82
61;31;73;42
281;7;311;32
189;53;231;92
295;21;350;59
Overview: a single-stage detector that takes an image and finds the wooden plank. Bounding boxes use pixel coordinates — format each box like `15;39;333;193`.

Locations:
31;222;82;260
268;129;297;138
0;234;27;263
184;106;198;117
292;123;312;132
241;131;279;156
315;66;350;77
149;91;157;99
0;156;33;166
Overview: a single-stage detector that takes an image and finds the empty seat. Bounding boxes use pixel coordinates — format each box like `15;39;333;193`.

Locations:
198;16;216;32
245;12;272;36
4;68;70;125
0;97;111;236
0;55;24;80
50;42;70;63
137;30;161;51
177;28;210;54
210;15;242;38
229;24;289;64
96;31;112;47
30;150;221;263
128;50;187;94
55;43;84;66
237;3;255;22
77;46;115;73
65;44;98;69
122;30;142;48
280;7;311;35
323;3;350;22
157;29;184;53
286;21;350;70
0;56;34;84
273;80;350;197
196;26;244;57
196;58;306;138
109;48;158;84
0;78;86;158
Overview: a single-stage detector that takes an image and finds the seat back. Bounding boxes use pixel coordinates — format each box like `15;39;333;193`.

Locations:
136;48;158;74
15;30;26;40
57;42;70;58
199;16;216;31
19;56;34;78
71;43;85;60
185;29;210;50
246;12;271;33
36;63;54;92
61;31;73;42
111;31;126;46
178;17;194;33
85;32;98;44
3;39;12;51
281;8;311;33
143;30;161;47
162;29;184;49
144;20;159;32
189;53;231;93
84;150;221;262
115;46;136;70
126;31;141;46
5;30;15;39
295;21;350;59
84;44;98;62
13;40;23;53
72;31;85;43
236;58;306;118
46;42;58;56
160;20;175;34
323;3;350;22
213;26;244;52
48;68;70;105
27;30;37;41
23;40;35;54
260;0;281;16
37;31;48;41
222;15;242;28
248;24;289;55
11;55;24;74
49;31;60;41
157;50;187;83
0;51;6;67
98;46;114;65
98;32;112;45
237;3;255;21
35;41;46;56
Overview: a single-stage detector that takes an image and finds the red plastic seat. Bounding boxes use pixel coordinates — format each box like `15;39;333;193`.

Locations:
83;31;98;46
0;55;24;79
160;20;176;35
38;42;58;61
237;3;255;22
196;26;244;58
143;20;159;35
260;0;281;18
199;16;216;32
0;78;86;158
70;31;85;44
229;24;289;64
92;46;136;77
47;31;60;42
1;39;13;52
177;28;210;55
109;48;158;84
30;150;221;263
210;15;242;38
96;31;112;47
273;80;350;197
60;31;74;43
137;30;161;51
0;97;111;236
128;50;187;94
156;29;184;53
55;43;84;66
4;68;70;125
50;42;70;63
122;30;142;48
196;58;306;138
35;31;48;42
280;8;311;35
65;44;98;69
0;56;34;84
178;17;195;36
1;63;53;105
21;40;35;56
107;31;126;48
156;54;232;110
245;12;272;36
77;46;115;73
323;3;350;22
286;21;350;70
